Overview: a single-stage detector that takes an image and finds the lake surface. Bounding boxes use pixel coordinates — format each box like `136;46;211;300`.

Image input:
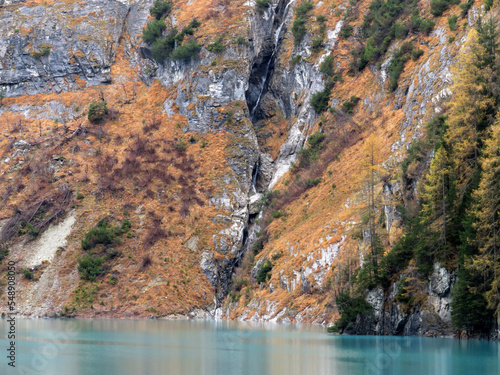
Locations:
0;318;498;375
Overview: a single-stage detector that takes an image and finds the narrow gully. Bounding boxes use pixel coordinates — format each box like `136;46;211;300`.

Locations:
247;0;295;123
214;0;296;308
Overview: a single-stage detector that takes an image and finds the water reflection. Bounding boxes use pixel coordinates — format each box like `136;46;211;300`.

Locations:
0;319;498;375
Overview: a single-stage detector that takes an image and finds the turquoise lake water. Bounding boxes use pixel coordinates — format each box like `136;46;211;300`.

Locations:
0;318;498;375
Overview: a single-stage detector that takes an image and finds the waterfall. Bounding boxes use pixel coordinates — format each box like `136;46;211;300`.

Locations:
249;0;295;122
251;160;260;193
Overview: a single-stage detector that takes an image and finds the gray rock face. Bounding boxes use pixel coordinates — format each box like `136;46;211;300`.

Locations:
266;18;343;188
255;153;274;191
0;0;26;5
0;100;78;123
249;193;264;215
251;257;265;280
201;204;250;303
194;0;343;304
347;263;457;337
383;182;402;232
176;69;248;132
188;1;298;305
0;0;128;97
300;273;311;294
430;264;452;296
124;0;153;50
200;251;218;293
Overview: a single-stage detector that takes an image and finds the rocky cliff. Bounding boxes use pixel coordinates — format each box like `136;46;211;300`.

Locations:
0;0;495;337
347;263;457;337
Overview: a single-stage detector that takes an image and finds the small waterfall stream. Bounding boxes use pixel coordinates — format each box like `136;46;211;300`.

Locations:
249;0;295;122
215;0;297;311
251;159;260;193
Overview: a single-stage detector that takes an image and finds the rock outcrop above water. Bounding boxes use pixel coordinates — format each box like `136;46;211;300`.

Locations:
346;263;456;337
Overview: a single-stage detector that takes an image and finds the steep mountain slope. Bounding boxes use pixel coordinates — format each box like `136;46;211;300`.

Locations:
0;0;497;338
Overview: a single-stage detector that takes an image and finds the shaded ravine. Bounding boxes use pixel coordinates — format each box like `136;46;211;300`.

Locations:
247;0;296;123
243;0;296;249
210;0;296;313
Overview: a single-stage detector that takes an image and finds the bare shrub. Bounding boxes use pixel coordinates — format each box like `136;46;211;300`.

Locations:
94;126;106;140
95;154;122;195
72;142;81;153
95;154;117;175
129;136;156;158
144;189;155;199
142;114;161;133
0;190;72;244
142;213;166;249
205;9;220;19
122;203;134;213
179;201;190;218
140;254;152;270
154;169;174;185
120;157;141;176
107;107;119;121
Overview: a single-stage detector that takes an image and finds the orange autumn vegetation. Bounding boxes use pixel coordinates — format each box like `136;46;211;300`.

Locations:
0;0;471;321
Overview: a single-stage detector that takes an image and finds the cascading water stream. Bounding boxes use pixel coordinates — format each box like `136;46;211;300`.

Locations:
251;160;260;193
249;0;295;122
211;0;297;311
